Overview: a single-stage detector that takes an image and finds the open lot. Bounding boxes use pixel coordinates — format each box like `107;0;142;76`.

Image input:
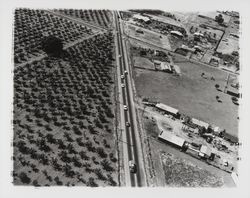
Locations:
161;152;223;187
134;55;238;137
134;56;155;70
125;23;172;50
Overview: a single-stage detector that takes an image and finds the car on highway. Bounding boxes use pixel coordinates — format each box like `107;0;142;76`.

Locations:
129;160;137;174
124;70;128;75
121;83;125;88
125;122;130;127
124;105;128;111
121;75;124;79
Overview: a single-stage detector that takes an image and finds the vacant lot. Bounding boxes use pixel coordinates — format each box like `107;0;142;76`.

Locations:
161;152;223;187
134;56;156;71
126;23;172;50
134;55;238;137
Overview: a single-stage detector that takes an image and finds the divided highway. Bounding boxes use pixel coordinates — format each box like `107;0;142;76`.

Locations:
113;11;146;187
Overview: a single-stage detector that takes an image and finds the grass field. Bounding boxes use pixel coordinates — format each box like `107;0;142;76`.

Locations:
134;55;238;137
134;56;155;70
126;23;172;50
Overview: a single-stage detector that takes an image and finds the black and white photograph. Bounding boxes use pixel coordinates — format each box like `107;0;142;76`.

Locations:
1;0;250;197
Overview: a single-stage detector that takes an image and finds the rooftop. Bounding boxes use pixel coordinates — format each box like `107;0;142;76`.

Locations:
156;103;179;115
158;131;185;147
160;62;172;71
170;30;183;37
191;118;210;129
200;145;212;156
133;14;150;22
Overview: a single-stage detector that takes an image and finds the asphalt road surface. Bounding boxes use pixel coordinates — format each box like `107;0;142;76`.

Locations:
113;11;146;187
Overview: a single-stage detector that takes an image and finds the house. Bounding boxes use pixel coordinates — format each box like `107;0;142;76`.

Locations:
155;103;179;117
158;131;185;148
191;118;209;130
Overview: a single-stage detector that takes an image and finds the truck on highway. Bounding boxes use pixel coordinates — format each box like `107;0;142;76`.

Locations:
129;160;137;173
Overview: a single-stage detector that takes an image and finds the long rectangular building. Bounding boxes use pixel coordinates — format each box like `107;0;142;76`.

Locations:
155;103;179;116
191;118;210;130
158;131;185;148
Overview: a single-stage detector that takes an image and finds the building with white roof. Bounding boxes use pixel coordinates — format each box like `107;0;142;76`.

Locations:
155;103;179;117
160;62;172;72
191;118;210;130
170;30;183;37
133;14;151;23
199;145;212;158
158;131;185;148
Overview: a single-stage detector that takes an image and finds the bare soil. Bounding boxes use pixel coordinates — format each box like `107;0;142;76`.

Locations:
134;55;238;137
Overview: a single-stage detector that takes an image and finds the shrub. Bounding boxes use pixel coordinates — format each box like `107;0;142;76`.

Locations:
87;177;98;187
19;172;31;184
96;147;107;158
101;159;114;172
41;36;63;56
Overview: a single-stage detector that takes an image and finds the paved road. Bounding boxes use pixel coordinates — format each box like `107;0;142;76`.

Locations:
113;11;146;187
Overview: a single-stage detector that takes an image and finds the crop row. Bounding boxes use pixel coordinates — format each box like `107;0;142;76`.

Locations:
14;8;94;64
13;32;118;186
55;9;112;28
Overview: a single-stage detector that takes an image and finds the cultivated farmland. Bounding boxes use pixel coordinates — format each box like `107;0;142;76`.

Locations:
55;9;112;28
14;9;94;65
13;13;118;186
